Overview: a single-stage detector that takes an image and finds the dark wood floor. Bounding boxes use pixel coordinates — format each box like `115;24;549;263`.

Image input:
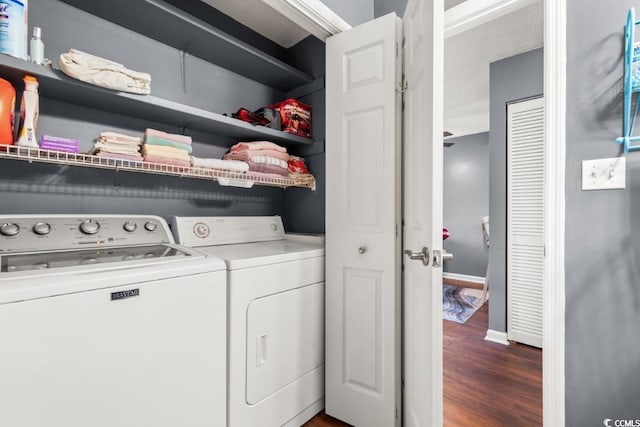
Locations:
304;290;542;427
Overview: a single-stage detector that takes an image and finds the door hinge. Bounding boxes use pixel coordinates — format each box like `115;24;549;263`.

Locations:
395;42;399;58
396;79;407;94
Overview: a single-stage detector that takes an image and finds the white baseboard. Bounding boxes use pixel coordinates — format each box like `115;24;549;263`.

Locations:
484;329;510;346
443;272;485;285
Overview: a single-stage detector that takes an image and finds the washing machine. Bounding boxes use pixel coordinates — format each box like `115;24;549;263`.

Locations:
172;215;325;427
0;215;227;427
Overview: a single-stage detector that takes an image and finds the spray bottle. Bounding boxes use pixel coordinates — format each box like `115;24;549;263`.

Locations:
16;75;39;148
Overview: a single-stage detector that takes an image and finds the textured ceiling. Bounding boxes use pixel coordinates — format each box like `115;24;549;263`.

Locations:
444;1;544;137
199;0;310;48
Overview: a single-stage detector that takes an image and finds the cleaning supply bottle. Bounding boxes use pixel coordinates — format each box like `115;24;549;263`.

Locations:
16;75;39;148
0;77;16;146
0;0;28;60
29;26;43;65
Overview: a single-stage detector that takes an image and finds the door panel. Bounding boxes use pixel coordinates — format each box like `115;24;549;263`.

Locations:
326;12;402;427
402;0;444;426
507;97;544;348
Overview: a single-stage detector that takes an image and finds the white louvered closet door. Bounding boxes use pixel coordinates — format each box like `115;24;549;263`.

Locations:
507;96;544;349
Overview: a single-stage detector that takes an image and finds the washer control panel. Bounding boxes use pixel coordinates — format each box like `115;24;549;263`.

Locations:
172;216;284;247
0;215;173;253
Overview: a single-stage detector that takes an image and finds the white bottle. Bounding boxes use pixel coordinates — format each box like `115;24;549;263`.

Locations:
16;75;39;148
30;26;44;65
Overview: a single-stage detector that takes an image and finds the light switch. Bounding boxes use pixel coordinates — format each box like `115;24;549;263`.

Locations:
582;157;626;190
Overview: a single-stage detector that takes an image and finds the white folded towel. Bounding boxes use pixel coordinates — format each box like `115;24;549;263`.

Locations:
59;49;151;95
191;156;249;173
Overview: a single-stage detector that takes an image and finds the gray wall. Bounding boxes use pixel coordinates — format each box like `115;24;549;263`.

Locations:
443;132;489;277
565;1;640;424
321;0;374;26
284;37;326;234
0;0;323;229
488;48;543;333
374;0;407;18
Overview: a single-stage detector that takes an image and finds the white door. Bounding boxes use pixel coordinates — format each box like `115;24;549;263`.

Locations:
325;12;402;427
326;0;443;425
507;96;545;348
402;0;444;426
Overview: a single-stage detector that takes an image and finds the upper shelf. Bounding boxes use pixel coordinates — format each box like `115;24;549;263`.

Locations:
58;0;314;91
0;54;314;147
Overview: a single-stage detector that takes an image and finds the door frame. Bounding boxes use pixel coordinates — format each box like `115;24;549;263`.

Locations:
298;0;566;424
444;1;566;425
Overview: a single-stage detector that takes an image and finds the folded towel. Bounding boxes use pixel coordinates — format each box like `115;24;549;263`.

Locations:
145;128;192;145
94;138;141;148
142;145;191;161
246;161;289;177
223;149;290;162
93;142;141;155
59;50;151;95
191;156;249;172
249;155;288;169
230;141;287;153
143;153;191;167
95;151;143;162
41;141;80;153
144;135;193;154
99;132;142;144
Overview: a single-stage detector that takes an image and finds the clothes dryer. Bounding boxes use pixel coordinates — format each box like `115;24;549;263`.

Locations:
172;215;325;427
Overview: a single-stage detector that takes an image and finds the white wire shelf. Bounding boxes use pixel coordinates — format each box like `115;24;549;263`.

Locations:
0;145;316;191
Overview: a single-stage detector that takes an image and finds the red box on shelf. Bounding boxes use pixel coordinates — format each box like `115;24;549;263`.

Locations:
269;98;312;138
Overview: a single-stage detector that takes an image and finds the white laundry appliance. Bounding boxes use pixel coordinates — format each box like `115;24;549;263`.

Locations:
172;215;325;427
0;215;227;427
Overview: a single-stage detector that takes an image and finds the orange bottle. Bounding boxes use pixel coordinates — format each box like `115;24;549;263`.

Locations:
0;78;16;146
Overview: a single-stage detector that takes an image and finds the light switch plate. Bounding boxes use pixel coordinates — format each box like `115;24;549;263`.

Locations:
582;157;626;190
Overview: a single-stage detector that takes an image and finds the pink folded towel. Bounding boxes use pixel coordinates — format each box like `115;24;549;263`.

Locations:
246;161;289;177
223;149;290;162
144;128;192;145
143;153;191;167
230;141;286;153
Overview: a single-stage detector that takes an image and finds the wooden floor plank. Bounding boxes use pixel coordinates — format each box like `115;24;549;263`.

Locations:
304;299;542;427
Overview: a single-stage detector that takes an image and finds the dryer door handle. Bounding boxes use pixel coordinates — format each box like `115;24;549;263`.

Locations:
256;333;268;367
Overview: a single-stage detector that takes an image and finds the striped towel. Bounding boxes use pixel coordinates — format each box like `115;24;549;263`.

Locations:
223;149;290;162
250;155;288;169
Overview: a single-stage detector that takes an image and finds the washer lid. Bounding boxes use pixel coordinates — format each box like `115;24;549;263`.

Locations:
1;244;190;273
197;238;324;270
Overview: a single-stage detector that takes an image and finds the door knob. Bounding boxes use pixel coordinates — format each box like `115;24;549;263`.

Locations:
358;246;367;254
404;247;430;266
432;249;453;268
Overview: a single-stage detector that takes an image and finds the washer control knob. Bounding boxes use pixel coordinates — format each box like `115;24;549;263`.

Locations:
32;222;51;235
0;223;20;236
123;221;137;232
79;219;100;235
144;221;158;232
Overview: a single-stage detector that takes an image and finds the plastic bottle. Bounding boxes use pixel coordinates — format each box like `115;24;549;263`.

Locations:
0;0;28;60
16;75;39;148
29;26;43;65
0;78;16;146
